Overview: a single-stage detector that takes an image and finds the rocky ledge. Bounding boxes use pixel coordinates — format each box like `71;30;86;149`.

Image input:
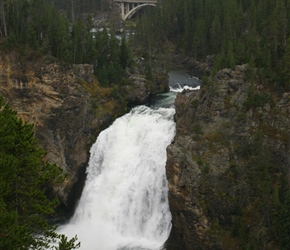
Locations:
0;52;168;214
166;65;290;249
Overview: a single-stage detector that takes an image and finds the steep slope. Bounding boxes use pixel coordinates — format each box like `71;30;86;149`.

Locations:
0;52;168;212
166;65;290;249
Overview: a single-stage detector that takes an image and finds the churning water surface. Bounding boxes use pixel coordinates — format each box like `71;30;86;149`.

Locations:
57;71;200;250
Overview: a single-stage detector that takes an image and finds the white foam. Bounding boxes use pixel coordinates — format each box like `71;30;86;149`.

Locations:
58;106;175;250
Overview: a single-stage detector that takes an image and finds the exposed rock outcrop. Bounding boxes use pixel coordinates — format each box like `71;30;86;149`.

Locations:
166;65;290;249
0;52;168;213
171;54;213;78
124;72;169;105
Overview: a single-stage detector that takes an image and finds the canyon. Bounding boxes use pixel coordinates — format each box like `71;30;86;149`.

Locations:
1;50;290;248
0;52;168;213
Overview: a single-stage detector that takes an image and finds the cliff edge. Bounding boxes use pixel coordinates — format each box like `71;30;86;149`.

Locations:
0;52;168;213
166;65;290;249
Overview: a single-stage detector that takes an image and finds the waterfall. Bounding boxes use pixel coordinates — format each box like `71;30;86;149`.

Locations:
58;105;176;250
58;70;200;250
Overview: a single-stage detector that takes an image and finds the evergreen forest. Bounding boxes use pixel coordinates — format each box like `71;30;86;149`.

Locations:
44;0;111;21
136;0;290;91
1;0;290;249
2;0;290;90
0;0;131;86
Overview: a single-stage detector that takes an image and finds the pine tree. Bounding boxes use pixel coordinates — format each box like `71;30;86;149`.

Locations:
210;14;222;53
120;36;130;70
0;97;79;249
0;0;7;37
282;37;290;91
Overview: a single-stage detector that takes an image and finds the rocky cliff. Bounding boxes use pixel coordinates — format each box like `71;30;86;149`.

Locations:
166;65;290;249
0;52;168;213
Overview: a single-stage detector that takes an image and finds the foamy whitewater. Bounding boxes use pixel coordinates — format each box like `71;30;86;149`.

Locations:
58;106;176;250
170;84;200;92
57;71;200;250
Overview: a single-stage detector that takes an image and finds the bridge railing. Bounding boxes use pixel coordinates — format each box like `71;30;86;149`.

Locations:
114;0;157;3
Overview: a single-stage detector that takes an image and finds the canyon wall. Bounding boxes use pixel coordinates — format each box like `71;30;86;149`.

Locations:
166;65;290;249
0;52;168;213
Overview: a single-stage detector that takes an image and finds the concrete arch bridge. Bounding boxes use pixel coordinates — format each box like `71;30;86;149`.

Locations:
114;0;158;20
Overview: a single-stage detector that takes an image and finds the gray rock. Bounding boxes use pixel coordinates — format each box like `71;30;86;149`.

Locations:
166;65;290;249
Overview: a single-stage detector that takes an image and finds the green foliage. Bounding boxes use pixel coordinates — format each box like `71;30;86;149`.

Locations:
224;129;290;249
243;84;272;109
46;0;110;22
0;97;79;249
0;0;132;87
133;1;290;248
200;162;210;174
282;36;290;91
120;36;131;70
272;173;290;250
191;99;199;109
210;14;222;52
193;122;203;140
54;235;80;250
94;29;132;86
135;0;290;89
95;66;109;86
275;194;290;249
145;64;153;82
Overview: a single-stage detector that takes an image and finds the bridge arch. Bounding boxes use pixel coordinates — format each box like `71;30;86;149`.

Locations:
114;0;158;20
124;3;156;20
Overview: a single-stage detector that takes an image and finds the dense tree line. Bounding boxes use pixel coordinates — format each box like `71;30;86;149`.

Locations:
0;0;131;86
135;1;290;249
0;1;131;247
44;0;111;21
136;0;290;91
0;97;80;249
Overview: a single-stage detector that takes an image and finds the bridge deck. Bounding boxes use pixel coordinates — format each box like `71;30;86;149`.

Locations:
114;0;157;3
114;0;158;20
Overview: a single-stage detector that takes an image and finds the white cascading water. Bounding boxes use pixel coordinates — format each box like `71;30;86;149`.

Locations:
58;71;200;250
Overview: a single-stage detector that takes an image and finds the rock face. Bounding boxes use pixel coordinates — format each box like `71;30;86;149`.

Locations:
171;53;213;78
125;72;169;105
166;65;290;249
0;52;168;212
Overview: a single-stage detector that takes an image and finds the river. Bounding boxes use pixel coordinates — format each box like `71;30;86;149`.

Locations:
57;71;201;250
